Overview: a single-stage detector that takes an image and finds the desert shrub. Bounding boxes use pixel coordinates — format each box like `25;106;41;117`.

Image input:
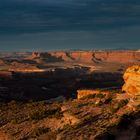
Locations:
76;103;89;108
62;124;74;130
81;115;95;125
87;94;96;99
26;100;46;108
118;99;129;108
110;90;118;94
96;93;106;98
53;109;63;119
104;98;112;104
88;102;95;106
10;116;26;124
109;105;118;113
29;111;44;120
0;117;9;127
10;119;18;124
111;89;124;94
81;94;96;100
110;99;129;113
31;127;50;137
28;108;62;120
104;93;113;104
95;100;103;106
118;89;125;94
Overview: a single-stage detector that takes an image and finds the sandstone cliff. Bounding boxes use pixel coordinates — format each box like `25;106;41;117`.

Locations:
122;65;140;95
77;89;108;99
32;52;40;59
31;51;140;64
9;61;44;72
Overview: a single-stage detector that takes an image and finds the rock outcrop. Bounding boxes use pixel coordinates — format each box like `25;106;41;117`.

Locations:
31;51;140;64
9;61;45;72
122;65;140;95
31;52;41;59
77;89;108;99
77;90;98;99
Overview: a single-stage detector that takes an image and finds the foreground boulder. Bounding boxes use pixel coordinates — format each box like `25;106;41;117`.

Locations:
122;65;140;95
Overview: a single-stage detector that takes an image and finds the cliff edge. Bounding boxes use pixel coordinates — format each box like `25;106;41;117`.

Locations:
31;51;140;64
122;65;140;95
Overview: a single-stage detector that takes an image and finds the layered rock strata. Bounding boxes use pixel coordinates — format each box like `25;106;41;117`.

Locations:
122;65;140;95
31;51;140;64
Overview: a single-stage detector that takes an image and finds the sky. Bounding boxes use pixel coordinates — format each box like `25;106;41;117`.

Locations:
0;0;140;51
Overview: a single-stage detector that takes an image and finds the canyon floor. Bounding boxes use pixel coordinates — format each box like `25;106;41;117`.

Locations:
0;51;140;140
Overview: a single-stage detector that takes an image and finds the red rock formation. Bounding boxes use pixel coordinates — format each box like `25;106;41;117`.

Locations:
94;51;140;63
31;51;140;64
122;65;140;95
49;52;73;62
32;52;40;59
77;89;108;99
9;61;44;72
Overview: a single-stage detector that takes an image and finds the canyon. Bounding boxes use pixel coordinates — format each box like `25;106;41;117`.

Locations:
31;51;140;64
0;63;140;139
0;50;140;101
1;51;140;139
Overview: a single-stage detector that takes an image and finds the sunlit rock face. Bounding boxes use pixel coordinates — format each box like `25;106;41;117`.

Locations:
77;89;108;99
122;65;140;95
31;51;140;64
50;51;140;63
77;90;98;99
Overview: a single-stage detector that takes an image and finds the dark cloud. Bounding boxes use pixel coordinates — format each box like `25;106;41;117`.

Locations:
0;0;140;50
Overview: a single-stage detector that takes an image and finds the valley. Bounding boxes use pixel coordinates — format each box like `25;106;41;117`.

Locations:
0;51;140;140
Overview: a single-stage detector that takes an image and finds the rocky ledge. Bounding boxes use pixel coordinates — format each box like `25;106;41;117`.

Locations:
122;65;140;95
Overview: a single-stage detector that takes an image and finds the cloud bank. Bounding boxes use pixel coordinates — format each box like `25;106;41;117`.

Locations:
0;0;140;50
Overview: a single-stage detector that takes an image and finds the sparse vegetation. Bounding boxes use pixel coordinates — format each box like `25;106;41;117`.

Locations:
104;97;112;104
28;108;63;120
110;89;124;94
1;51;140;140
118;99;129;108
75;103;89;108
10;118;18;124
110;99;129;113
96;93;106;98
82;115;94;123
0;83;138;140
30;127;50;137
81;94;96;99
